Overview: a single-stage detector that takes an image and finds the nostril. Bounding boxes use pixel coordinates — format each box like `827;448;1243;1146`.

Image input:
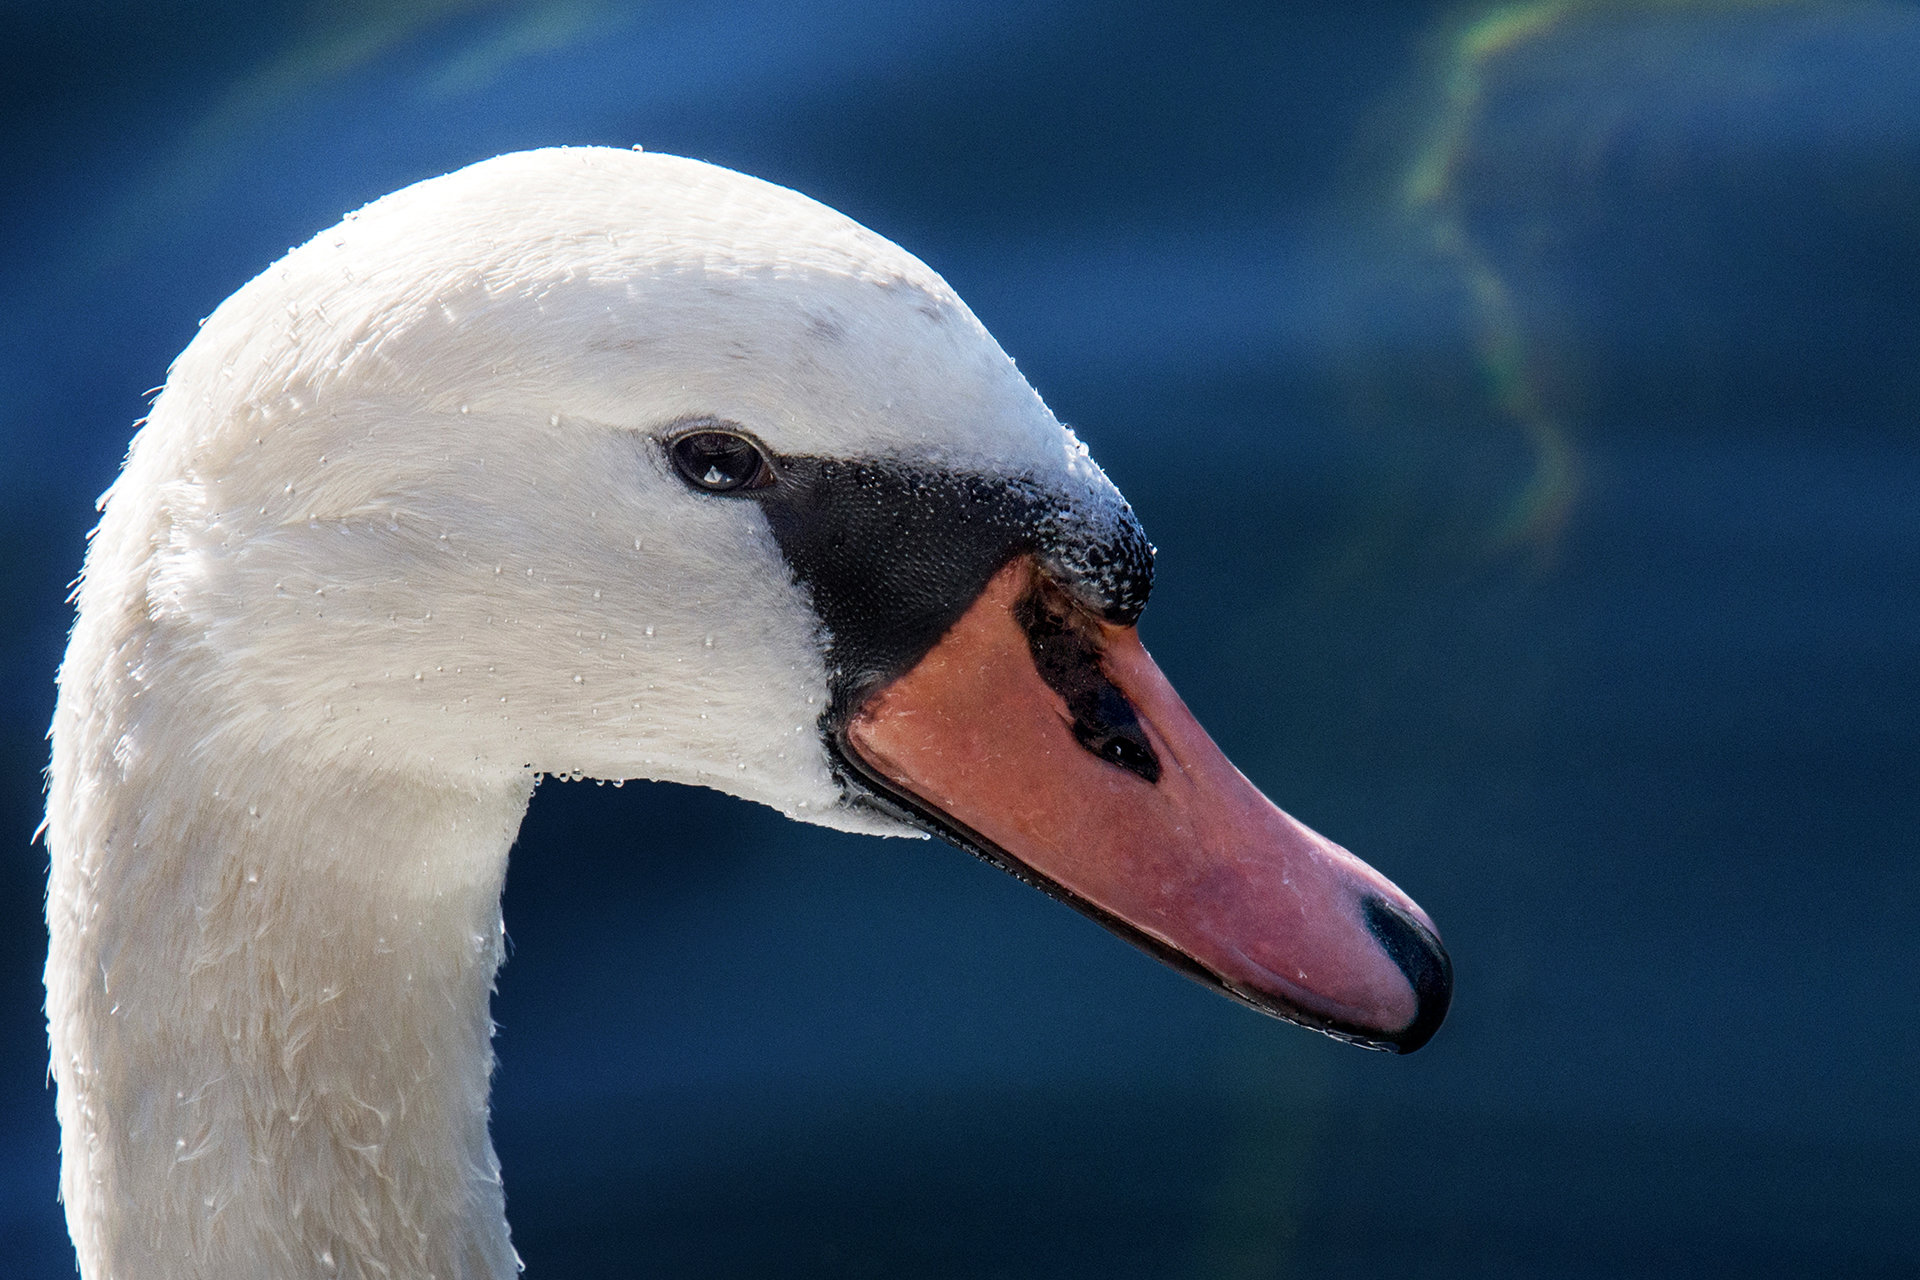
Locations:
1075;721;1160;784
1362;896;1454;1054
1016;573;1162;784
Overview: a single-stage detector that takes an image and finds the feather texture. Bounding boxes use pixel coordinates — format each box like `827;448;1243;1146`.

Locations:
47;148;1134;1279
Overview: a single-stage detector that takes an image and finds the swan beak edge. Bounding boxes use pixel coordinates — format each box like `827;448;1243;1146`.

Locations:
843;559;1452;1054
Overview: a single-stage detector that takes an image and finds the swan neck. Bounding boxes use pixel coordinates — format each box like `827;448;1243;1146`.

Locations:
47;677;535;1280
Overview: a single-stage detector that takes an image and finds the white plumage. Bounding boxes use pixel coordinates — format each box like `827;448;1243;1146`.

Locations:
46;148;1131;1279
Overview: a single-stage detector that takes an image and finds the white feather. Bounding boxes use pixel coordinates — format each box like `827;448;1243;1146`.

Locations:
47;147;1130;1279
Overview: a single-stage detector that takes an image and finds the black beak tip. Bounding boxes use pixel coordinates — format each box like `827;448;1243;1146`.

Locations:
1362;896;1454;1054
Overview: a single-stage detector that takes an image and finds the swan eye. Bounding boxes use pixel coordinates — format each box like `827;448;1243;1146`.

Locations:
669;430;772;493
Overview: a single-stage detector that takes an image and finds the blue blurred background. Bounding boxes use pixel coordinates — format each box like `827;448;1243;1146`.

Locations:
4;1;1917;1275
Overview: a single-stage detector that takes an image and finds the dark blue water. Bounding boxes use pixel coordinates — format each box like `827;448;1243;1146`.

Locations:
4;2;1916;1275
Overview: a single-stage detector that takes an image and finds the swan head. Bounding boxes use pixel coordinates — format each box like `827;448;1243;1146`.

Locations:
112;146;1448;1051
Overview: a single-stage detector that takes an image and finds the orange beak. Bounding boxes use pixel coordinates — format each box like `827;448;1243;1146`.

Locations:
840;558;1451;1052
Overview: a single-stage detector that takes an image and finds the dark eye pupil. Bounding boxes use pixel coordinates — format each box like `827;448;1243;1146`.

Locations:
671;431;768;492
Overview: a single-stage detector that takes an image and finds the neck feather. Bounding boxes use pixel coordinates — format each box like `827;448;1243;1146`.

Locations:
48;658;535;1280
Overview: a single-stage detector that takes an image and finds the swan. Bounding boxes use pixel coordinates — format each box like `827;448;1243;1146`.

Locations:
44;146;1450;1279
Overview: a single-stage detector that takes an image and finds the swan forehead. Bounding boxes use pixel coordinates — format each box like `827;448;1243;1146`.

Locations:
200;147;1090;487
